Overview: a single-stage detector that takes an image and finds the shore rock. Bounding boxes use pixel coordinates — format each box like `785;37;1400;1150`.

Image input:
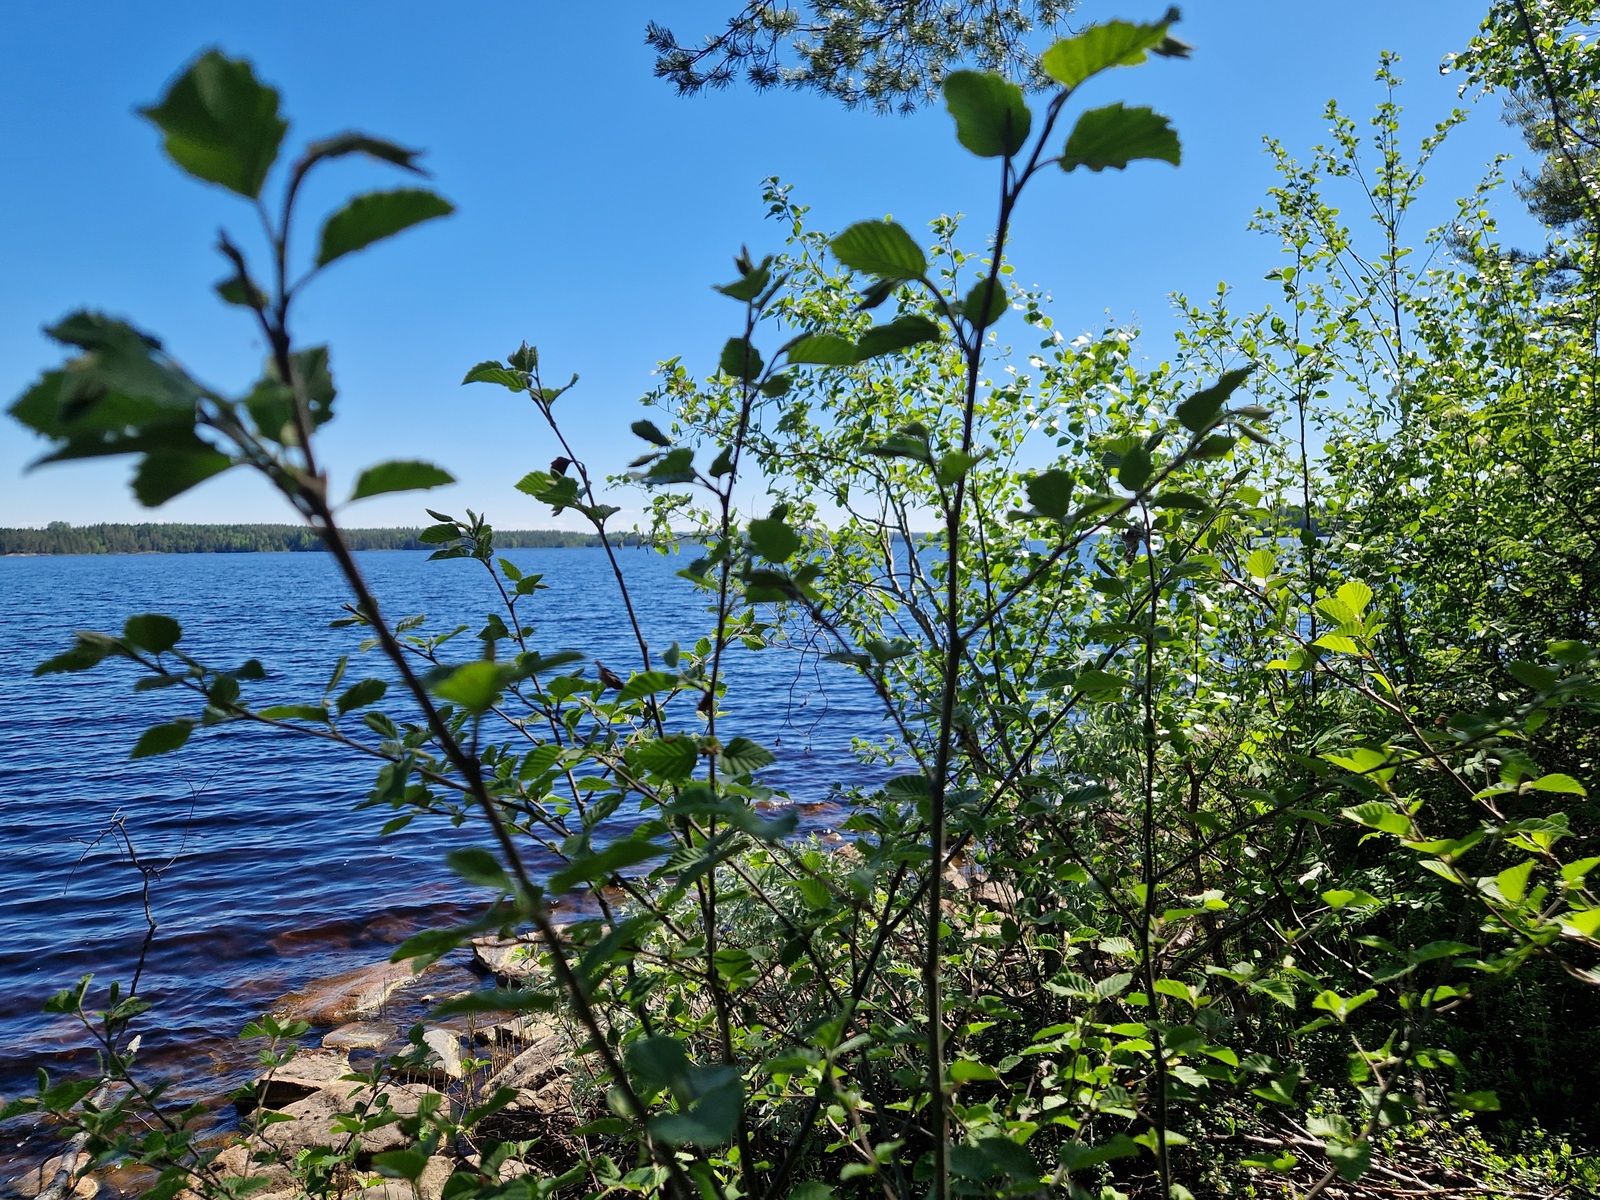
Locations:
236;1047;355;1112
471;935;542;981
10;1153;98;1200
486;1024;568;1096
253;1080;450;1159
398;1027;464;1083
275;957;433;1025
322;1021;396;1052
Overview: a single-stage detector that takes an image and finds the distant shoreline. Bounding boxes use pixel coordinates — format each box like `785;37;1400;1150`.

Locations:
0;524;642;556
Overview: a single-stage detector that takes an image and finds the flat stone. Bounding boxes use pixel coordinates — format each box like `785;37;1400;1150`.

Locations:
486;1027;568;1095
360;1155;454;1200
252;1081;449;1159
412;1027;464;1081
471;935;542;981
235;1047;355;1112
208;1144;295;1193
275;957;432;1026
322;1021;397;1052
473;1014;560;1048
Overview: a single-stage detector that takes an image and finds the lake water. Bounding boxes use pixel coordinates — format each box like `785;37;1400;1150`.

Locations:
0;548;886;1142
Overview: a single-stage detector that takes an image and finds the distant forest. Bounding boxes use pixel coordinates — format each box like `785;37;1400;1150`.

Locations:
0;523;629;555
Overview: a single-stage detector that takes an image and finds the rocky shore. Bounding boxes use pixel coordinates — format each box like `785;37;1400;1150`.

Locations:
6;934;578;1200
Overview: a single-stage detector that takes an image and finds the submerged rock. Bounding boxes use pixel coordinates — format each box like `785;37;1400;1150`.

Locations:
274;957;432;1026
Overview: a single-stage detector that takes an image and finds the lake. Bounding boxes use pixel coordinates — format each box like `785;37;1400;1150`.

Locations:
0;548;887;1134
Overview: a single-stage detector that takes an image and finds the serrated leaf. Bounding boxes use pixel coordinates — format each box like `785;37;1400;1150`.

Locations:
631;735;699;782
349;460;454;502
139;51;286;198
618;669;678;702
446;847;511;891
830;221;927;280
719;337;764;381
431;660;511;713
132;720;193;758
1026;468;1074;519
336;677;386;715
549;837;664;893
719;736;775;776
123;613;182;654
1040;18;1180;90
786;333;859;366
943;70;1032;158
748;516;801;563
1528;773;1586;796
1062;103;1180;172
1177;367;1253;433
856;315;942;359
315;188;454;267
1118;445;1153;491
461;361;527;391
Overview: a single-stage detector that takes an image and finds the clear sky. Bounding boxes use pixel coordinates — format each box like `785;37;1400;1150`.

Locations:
0;2;1537;529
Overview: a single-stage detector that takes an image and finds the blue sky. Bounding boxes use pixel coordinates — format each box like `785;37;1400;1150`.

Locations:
0;2;1537;529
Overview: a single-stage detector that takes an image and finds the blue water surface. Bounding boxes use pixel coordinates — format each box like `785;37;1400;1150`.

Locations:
0;548;886;1114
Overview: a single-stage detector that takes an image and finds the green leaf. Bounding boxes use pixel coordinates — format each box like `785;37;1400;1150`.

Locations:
432;660;511;713
461;361;528;391
936;451;976;487
719;338;764;381
349;460;454;502
132;720;194;759
446;847;512;891
1118;446;1153;491
786;334;860;366
299;131;425;176
644;448;696;484
962;279;1008;327
516;469;581;512
650;1069;743;1147
856;315;942;360
123;614;182;654
315;188;454;268
548;837;664;893
336;677;387;715
1336;579;1374;615
942;70;1032;158
748;516;801;563
258;704;329;722
1062;103;1181;172
133;447;235;507
1026;469;1074;520
1325;1141;1371;1182
1450;1090;1501;1113
1246;547;1275;582
1176;367;1253;433
35;635;118;676
949;1058;998;1082
630;735;699;782
140;51;286;198
719;736;776;776
618;670;678;702
830;221;927;280
1528;773;1587;796
370;1149;430;1184
1039;18;1183;91
632;419;672;446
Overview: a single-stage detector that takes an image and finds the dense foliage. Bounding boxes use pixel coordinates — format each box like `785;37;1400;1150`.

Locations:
5;7;1600;1200
0;524;613;555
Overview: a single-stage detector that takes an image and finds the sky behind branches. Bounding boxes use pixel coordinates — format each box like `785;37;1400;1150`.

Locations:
0;1;1540;528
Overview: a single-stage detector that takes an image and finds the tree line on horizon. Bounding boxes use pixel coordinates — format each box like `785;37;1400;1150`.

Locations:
0;522;624;555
